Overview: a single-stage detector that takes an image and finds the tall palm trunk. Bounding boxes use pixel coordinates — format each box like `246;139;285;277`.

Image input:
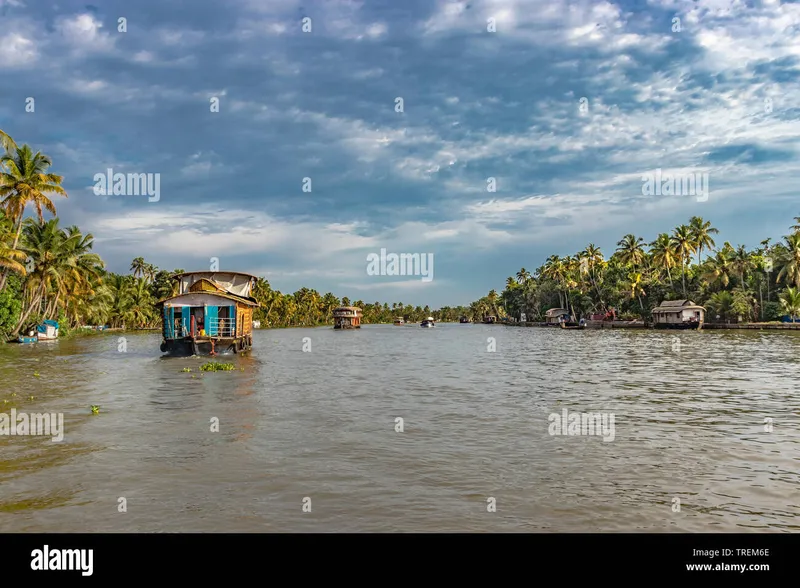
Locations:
48;290;61;320
681;258;687;297
13;281;46;335
0;216;24;291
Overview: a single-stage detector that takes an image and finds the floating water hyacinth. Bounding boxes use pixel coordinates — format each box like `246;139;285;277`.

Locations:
90;405;100;414
181;367;192;372
199;362;235;371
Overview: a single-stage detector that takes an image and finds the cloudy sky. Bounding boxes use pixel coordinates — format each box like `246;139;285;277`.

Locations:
1;0;799;307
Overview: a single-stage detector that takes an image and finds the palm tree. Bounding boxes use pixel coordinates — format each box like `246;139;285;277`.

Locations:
706;291;734;322
516;268;530;284
731;245;752;288
791;217;800;232
649;233;677;288
124;278;155;328
13;218;68;333
689;216;718;265
779;287;800;322
616;234;645;269
703;250;733;291
0;210;26;278
581;243;606;304
671;225;696;297
130;257;147;279
777;233;800;289
0;144;67;290
625;271;646;312
0;129;16;153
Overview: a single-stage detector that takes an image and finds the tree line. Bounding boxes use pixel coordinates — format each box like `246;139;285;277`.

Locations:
2;127;799;340
497;216;800;324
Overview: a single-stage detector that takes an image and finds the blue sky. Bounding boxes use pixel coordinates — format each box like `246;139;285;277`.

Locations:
1;0;799;307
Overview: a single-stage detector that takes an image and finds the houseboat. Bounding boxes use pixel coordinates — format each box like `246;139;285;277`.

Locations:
393;317;405;325
545;308;571;325
156;271;258;356
459;316;470;323
560;318;587;330
483;315;496;324
333;307;362;329
421;316;435;328
652;299;705;330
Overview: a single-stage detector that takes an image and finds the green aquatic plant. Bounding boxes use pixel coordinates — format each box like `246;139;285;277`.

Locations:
28;396;34;401
90;405;100;414
33;372;39;377
181;367;192;372
199;361;235;372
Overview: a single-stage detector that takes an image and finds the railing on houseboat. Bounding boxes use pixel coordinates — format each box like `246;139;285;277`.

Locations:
164;314;237;338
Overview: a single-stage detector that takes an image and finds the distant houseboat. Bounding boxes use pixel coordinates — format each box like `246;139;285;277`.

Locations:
483;316;496;324
459;316;470;323
333;307;362;329
253;320;261;329
156;271;258;356
545;308;571;325
393;317;405;325
652;299;705;329
421;316;435;328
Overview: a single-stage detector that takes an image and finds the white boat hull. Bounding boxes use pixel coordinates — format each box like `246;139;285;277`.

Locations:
37;326;59;340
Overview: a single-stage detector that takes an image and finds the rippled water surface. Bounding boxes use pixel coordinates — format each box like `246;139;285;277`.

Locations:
1;325;798;532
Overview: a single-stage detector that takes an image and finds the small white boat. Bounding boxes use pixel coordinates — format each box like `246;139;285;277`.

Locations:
420;316;435;328
393;317;405;325
36;320;59;340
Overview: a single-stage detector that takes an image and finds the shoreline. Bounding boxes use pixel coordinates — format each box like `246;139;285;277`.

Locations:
503;321;800;330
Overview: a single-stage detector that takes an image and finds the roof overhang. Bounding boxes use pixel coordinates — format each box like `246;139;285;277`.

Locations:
157;291;259;307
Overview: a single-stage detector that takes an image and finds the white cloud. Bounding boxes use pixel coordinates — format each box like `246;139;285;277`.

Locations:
0;32;37;67
54;14;116;53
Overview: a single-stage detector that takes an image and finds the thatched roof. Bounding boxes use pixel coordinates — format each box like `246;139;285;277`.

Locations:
157;291;259;307
652;299;705;313
333;307;362;315
657;299;693;307
172;270;258;280
545;308;570;317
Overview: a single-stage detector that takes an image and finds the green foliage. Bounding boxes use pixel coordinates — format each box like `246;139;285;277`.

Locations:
199;361;235;371
0;274;22;339
762;301;783;322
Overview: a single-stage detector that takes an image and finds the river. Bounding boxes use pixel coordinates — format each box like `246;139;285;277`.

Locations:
1;324;798;532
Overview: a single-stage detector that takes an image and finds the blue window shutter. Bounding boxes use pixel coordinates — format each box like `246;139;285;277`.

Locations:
207;306;218;335
182;308;191;336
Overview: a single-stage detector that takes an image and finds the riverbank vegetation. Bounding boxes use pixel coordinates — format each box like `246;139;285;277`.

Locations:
496;216;800;324
2;127;799;340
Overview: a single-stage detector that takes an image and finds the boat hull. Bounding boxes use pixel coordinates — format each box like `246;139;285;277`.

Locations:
160;336;251;356
16;336;37;344
653;322;702;330
420;322;435;328
333;325;360;329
